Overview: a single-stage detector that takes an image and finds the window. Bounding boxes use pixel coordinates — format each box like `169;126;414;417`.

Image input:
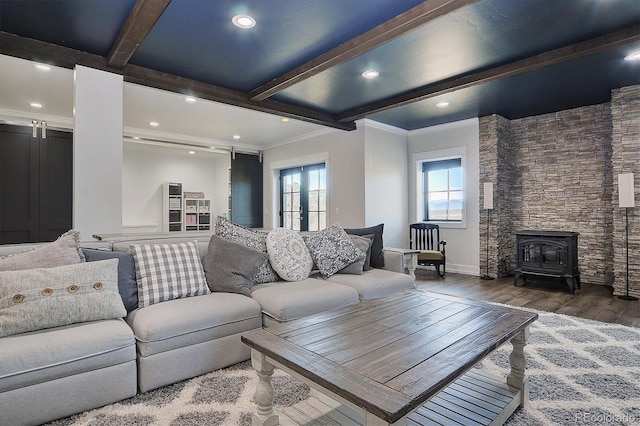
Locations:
280;163;326;231
422;158;462;222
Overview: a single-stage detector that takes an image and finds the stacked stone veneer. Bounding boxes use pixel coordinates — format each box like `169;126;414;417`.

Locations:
479;84;638;295
611;86;640;298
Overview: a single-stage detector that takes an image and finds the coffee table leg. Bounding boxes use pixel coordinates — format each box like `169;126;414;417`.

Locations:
251;349;279;426
506;326;530;407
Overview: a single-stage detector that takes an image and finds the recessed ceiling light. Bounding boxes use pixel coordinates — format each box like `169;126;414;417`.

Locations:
232;14;256;29
188;150;195;155
232;135;241;140
624;51;640;61
30;102;43;108
149;121;159;127
361;70;379;79
133;136;140;140
185;96;197;103
436;101;450;108
281;118;290;123
35;64;51;71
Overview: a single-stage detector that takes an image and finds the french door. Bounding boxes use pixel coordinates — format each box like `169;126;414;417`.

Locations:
280;163;326;231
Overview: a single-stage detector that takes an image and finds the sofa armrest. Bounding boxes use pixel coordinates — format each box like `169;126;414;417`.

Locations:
382;248;420;279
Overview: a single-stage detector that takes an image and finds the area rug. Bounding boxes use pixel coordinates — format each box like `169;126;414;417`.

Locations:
45;309;640;426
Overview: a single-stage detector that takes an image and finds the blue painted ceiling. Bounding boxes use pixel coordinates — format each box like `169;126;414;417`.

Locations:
1;0;639;130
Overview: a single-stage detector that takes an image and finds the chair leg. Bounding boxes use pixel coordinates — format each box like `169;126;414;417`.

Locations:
438;262;446;278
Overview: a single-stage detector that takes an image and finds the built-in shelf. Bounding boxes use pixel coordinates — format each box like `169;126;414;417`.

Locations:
163;182;183;232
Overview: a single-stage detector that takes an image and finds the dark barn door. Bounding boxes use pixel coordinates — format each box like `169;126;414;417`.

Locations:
230;152;263;228
0;124;73;244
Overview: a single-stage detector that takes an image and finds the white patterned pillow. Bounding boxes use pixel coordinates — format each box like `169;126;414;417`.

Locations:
266;228;313;281
131;241;210;308
214;216;280;283
304;223;364;278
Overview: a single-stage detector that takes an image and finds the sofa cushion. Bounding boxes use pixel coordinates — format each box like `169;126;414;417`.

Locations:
0;319;135;393
344;223;385;268
266;228;313;281
202;235;267;296
338;234;372;275
82;249;138;312
304;223;364;277
326;268;414;300
0;259;126;337
126;292;262;357
251;279;359;323
0;229;84;271
214;216;280;283
131;241;210;308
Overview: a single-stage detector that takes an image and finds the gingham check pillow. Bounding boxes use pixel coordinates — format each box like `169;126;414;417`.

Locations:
131;241;210;308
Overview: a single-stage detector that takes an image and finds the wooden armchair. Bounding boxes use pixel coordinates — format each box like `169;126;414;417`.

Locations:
409;223;446;277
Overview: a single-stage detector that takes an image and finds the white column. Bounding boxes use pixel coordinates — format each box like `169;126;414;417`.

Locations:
73;65;123;240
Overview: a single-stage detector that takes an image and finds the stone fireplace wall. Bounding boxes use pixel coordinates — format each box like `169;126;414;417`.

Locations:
479;84;638;294
611;85;640;298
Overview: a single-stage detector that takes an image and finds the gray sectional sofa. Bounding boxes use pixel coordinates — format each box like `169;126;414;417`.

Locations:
0;225;414;426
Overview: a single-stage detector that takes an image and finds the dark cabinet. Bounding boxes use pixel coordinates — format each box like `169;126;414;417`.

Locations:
0;124;73;244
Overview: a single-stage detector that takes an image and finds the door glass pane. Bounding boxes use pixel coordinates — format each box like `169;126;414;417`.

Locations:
319;212;326;230
308;212;318;231
308;169;319;191
292;212;301;231
319;190;326;210
292;192;300;212
309;190;318;210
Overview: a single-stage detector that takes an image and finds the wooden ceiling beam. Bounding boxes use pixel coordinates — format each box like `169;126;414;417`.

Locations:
0;32;356;131
336;25;640;122
107;0;172;68
248;0;480;102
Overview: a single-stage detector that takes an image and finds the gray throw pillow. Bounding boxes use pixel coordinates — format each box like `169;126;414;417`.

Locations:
305;223;364;278
131;241;210;308
344;224;385;268
338;235;371;275
82;249;138;312
0;229;85;271
214;216;280;283
0;259;126;337
202;235;268;296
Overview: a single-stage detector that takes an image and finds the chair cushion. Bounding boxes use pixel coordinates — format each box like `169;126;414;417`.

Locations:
251;279;359;323
126;292;262;357
418;250;444;261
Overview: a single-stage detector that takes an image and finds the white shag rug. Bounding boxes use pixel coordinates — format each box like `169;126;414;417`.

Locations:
45;309;640;426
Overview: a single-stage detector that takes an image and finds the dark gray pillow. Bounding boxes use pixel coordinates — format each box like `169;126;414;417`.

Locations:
344;224;384;268
82;249;138;312
202;235;268;296
338;235;371;275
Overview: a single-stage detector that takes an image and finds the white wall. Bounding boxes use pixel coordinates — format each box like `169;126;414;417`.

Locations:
263;121;410;248
408;118;480;275
122;143;230;230
73;66;123;240
364;121;409;248
263;127;366;229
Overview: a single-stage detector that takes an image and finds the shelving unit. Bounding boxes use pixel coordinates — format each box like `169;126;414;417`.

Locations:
185;198;211;231
163;182;183;232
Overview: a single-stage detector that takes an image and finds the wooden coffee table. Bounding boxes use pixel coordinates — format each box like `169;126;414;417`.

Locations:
241;290;537;426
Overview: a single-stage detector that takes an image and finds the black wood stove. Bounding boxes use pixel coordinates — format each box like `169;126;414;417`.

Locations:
514;230;580;294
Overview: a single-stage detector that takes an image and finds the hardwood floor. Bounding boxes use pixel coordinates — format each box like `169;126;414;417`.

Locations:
414;270;640;328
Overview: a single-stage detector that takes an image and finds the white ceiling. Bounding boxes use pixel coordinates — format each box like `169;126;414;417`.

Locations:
0;54;335;153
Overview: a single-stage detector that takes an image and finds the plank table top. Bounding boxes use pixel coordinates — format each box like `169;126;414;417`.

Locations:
241;289;538;425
